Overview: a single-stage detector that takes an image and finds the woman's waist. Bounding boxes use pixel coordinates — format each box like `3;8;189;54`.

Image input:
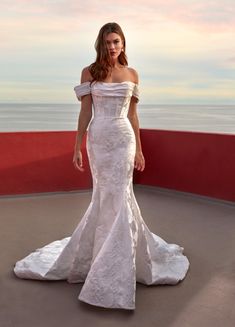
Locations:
90;116;131;127
88;117;133;133
92;115;128;120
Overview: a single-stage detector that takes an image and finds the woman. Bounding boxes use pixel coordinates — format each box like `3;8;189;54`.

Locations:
14;22;189;310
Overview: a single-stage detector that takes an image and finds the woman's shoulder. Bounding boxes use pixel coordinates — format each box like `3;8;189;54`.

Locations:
126;67;139;84
80;66;93;83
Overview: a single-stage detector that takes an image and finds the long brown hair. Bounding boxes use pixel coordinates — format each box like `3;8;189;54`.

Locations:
89;22;128;82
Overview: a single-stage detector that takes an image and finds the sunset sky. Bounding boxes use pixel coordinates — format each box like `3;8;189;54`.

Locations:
1;0;234;104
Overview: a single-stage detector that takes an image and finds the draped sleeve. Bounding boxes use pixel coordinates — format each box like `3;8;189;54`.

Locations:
74;82;91;101
132;84;140;103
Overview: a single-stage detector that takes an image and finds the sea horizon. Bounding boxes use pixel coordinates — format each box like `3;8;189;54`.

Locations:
0;103;235;134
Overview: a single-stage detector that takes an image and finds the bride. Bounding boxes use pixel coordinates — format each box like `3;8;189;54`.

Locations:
14;22;189;310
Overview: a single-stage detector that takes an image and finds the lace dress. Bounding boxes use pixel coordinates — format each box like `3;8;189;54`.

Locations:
14;81;190;310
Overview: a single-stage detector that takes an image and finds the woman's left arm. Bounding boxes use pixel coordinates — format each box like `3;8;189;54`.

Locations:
128;98;145;172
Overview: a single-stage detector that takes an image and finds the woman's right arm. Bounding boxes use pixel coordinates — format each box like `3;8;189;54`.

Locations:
73;67;93;171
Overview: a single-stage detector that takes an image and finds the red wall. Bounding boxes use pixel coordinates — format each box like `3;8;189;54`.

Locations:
0;130;234;202
0;131;92;195
134;129;235;202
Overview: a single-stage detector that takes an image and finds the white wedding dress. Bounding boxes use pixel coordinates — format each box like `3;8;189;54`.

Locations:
14;81;189;310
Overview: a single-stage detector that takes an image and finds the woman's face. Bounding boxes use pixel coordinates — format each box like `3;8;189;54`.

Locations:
105;32;123;60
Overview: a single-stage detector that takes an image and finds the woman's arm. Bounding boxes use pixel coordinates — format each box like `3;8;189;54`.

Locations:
73;67;93;171
127;68;145;171
128;98;145;172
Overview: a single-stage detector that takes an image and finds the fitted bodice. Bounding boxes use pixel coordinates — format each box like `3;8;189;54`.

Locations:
74;81;139;119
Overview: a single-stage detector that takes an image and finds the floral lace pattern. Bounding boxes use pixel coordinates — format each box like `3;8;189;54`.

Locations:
14;81;189;310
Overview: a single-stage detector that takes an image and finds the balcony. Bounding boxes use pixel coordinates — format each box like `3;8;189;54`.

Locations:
1;186;235;326
1;129;235;326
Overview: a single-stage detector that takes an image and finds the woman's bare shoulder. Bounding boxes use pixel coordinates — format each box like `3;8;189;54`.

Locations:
126;67;139;84
80;66;93;83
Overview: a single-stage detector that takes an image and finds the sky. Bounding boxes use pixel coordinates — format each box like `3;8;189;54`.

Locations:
0;0;235;104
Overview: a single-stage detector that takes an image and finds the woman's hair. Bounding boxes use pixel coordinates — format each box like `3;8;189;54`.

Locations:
89;22;128;82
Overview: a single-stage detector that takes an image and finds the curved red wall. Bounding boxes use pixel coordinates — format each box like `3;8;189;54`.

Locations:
0;131;92;195
0;130;234;202
134;129;235;202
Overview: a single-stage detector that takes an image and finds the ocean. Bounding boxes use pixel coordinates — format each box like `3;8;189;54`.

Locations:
0;104;235;134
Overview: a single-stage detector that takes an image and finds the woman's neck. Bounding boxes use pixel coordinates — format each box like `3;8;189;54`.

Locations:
110;58;122;69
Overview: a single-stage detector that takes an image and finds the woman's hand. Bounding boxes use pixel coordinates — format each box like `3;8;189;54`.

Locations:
134;151;145;172
73;148;84;172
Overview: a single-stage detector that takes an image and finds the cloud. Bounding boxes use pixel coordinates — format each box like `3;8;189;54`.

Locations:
0;0;234;104
227;56;235;63
1;0;235;32
142;79;235;104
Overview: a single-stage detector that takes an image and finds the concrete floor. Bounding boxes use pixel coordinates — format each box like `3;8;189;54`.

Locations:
1;186;235;327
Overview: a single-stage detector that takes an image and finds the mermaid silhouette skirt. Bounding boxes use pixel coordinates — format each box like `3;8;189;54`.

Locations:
14;81;189;310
